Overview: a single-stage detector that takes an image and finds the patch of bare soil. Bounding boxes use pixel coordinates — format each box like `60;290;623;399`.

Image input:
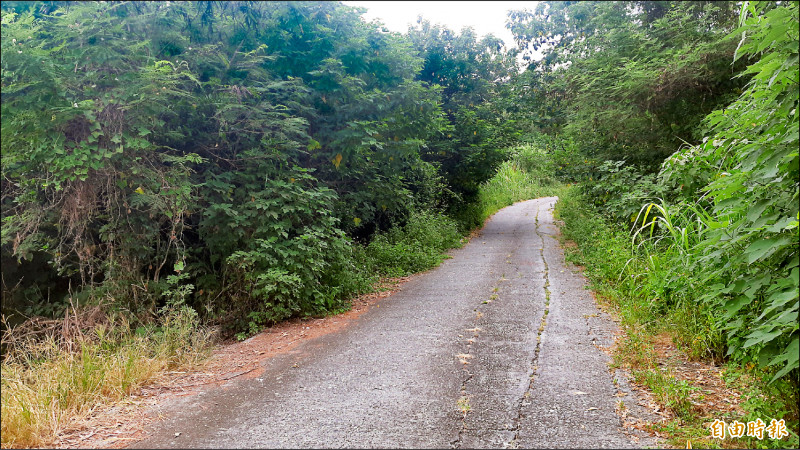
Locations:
649;333;744;419
591;324;670;445
54;277;412;449
561;240;578;250
599;328;747;447
619;334;744;446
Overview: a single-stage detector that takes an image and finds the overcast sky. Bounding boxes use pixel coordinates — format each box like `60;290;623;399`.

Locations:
342;1;540;49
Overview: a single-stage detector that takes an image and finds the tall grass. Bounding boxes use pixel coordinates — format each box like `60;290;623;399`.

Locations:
555;185;799;448
453;144;565;230
1;306;212;448
365;210;463;277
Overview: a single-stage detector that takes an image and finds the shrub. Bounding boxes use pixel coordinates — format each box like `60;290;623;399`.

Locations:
582;160;665;228
366;210;462;277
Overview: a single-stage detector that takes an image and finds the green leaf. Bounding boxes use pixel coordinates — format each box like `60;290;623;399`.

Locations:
742;328;783;349
745;199;770;223
722;295;753;319
769;335;799;382
307;139;321;151
745;237;790;264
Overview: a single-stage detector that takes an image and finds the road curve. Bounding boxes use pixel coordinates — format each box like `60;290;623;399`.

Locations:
131;197;643;449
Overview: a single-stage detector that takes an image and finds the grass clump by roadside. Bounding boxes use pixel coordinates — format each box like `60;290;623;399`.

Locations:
1;305;213;449
365;210;464;277
452;144;565;231
554;185;799;449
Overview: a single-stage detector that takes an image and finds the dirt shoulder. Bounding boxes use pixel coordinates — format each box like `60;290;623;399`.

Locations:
567;245;754;449
54;277;411;449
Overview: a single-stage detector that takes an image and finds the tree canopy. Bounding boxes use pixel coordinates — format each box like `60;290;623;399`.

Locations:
1;1;518;333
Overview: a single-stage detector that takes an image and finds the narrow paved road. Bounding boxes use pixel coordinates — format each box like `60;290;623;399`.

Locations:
132;198;646;449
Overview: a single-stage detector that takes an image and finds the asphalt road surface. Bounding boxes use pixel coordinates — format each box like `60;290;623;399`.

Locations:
131;197;652;449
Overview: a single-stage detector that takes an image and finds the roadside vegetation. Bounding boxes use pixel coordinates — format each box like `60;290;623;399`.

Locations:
0;1;514;446
544;2;799;446
1;305;212;448
556;187;798;448
453;143;565;231
2;0;797;448
0;143;560;449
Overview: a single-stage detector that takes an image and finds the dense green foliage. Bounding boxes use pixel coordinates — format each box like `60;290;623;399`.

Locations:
508;0;746;168
407;19;520;199
652;1;799;382
506;0;798;386
1;1;517;336
366;210;462;277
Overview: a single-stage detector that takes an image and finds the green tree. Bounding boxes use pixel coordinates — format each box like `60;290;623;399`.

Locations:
657;0;799;382
407;19;520;199
0;1;487;336
508;1;744;169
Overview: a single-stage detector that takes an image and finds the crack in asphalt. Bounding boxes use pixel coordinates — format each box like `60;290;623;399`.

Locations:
451;322;478;449
128;198;648;449
504;209;550;448
507;205;551;449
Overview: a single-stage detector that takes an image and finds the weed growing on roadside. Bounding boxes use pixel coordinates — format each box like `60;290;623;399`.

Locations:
555;185;799;448
366;210;463;277
0;308;213;448
457;396;471;415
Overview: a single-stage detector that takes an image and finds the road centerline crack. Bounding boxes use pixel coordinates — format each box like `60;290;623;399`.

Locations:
508;203;552;448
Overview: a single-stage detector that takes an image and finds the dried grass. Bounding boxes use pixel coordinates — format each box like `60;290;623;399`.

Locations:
0;306;212;448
